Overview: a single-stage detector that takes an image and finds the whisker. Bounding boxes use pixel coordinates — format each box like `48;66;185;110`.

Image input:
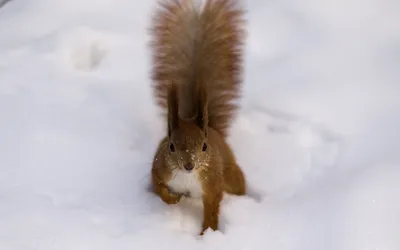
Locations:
208;161;238;166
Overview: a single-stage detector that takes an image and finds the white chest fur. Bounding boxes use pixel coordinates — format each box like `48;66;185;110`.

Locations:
167;170;203;199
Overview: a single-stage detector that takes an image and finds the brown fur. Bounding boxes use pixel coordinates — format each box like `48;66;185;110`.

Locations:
149;0;246;235
149;0;245;137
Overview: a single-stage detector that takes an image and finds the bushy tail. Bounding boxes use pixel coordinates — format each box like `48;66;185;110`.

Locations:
149;0;245;137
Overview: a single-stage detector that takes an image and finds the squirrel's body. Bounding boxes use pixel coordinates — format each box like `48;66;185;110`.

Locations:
167;163;203;199
149;0;246;235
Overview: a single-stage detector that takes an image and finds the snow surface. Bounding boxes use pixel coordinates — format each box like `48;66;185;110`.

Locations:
0;0;399;249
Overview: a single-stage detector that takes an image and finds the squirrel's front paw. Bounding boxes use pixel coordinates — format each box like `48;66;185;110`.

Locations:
160;188;182;204
163;192;181;204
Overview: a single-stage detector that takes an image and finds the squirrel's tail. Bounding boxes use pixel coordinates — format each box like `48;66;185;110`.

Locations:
150;0;245;137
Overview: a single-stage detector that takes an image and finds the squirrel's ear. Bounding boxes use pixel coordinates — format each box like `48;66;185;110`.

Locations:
167;84;179;137
195;85;208;137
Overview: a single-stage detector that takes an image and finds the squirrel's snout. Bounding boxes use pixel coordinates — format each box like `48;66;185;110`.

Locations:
184;162;194;171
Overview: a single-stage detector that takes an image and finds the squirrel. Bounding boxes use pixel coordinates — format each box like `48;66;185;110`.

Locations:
149;0;246;235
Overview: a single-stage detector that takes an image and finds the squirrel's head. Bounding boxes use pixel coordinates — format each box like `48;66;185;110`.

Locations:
166;84;210;172
167;122;210;172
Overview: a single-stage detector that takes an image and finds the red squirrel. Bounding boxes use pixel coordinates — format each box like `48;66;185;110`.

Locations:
149;0;246;235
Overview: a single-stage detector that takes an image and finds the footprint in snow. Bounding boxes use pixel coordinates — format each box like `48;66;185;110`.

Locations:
229;105;341;200
58;26;108;72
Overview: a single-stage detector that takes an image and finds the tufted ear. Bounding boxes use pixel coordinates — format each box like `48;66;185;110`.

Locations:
195;84;208;137
167;84;179;137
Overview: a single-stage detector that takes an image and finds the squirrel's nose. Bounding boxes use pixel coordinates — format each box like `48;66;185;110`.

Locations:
184;163;194;171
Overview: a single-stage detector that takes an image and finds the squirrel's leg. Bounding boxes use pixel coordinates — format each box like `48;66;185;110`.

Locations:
223;163;246;196
151;171;181;205
200;187;223;235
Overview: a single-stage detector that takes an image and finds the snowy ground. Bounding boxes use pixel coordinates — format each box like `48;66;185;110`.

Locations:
0;0;399;249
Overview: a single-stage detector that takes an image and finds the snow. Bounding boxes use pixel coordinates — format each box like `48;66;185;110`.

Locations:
0;0;399;249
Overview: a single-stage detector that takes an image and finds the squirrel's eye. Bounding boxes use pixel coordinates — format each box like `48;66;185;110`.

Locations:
202;143;207;152
169;143;175;152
